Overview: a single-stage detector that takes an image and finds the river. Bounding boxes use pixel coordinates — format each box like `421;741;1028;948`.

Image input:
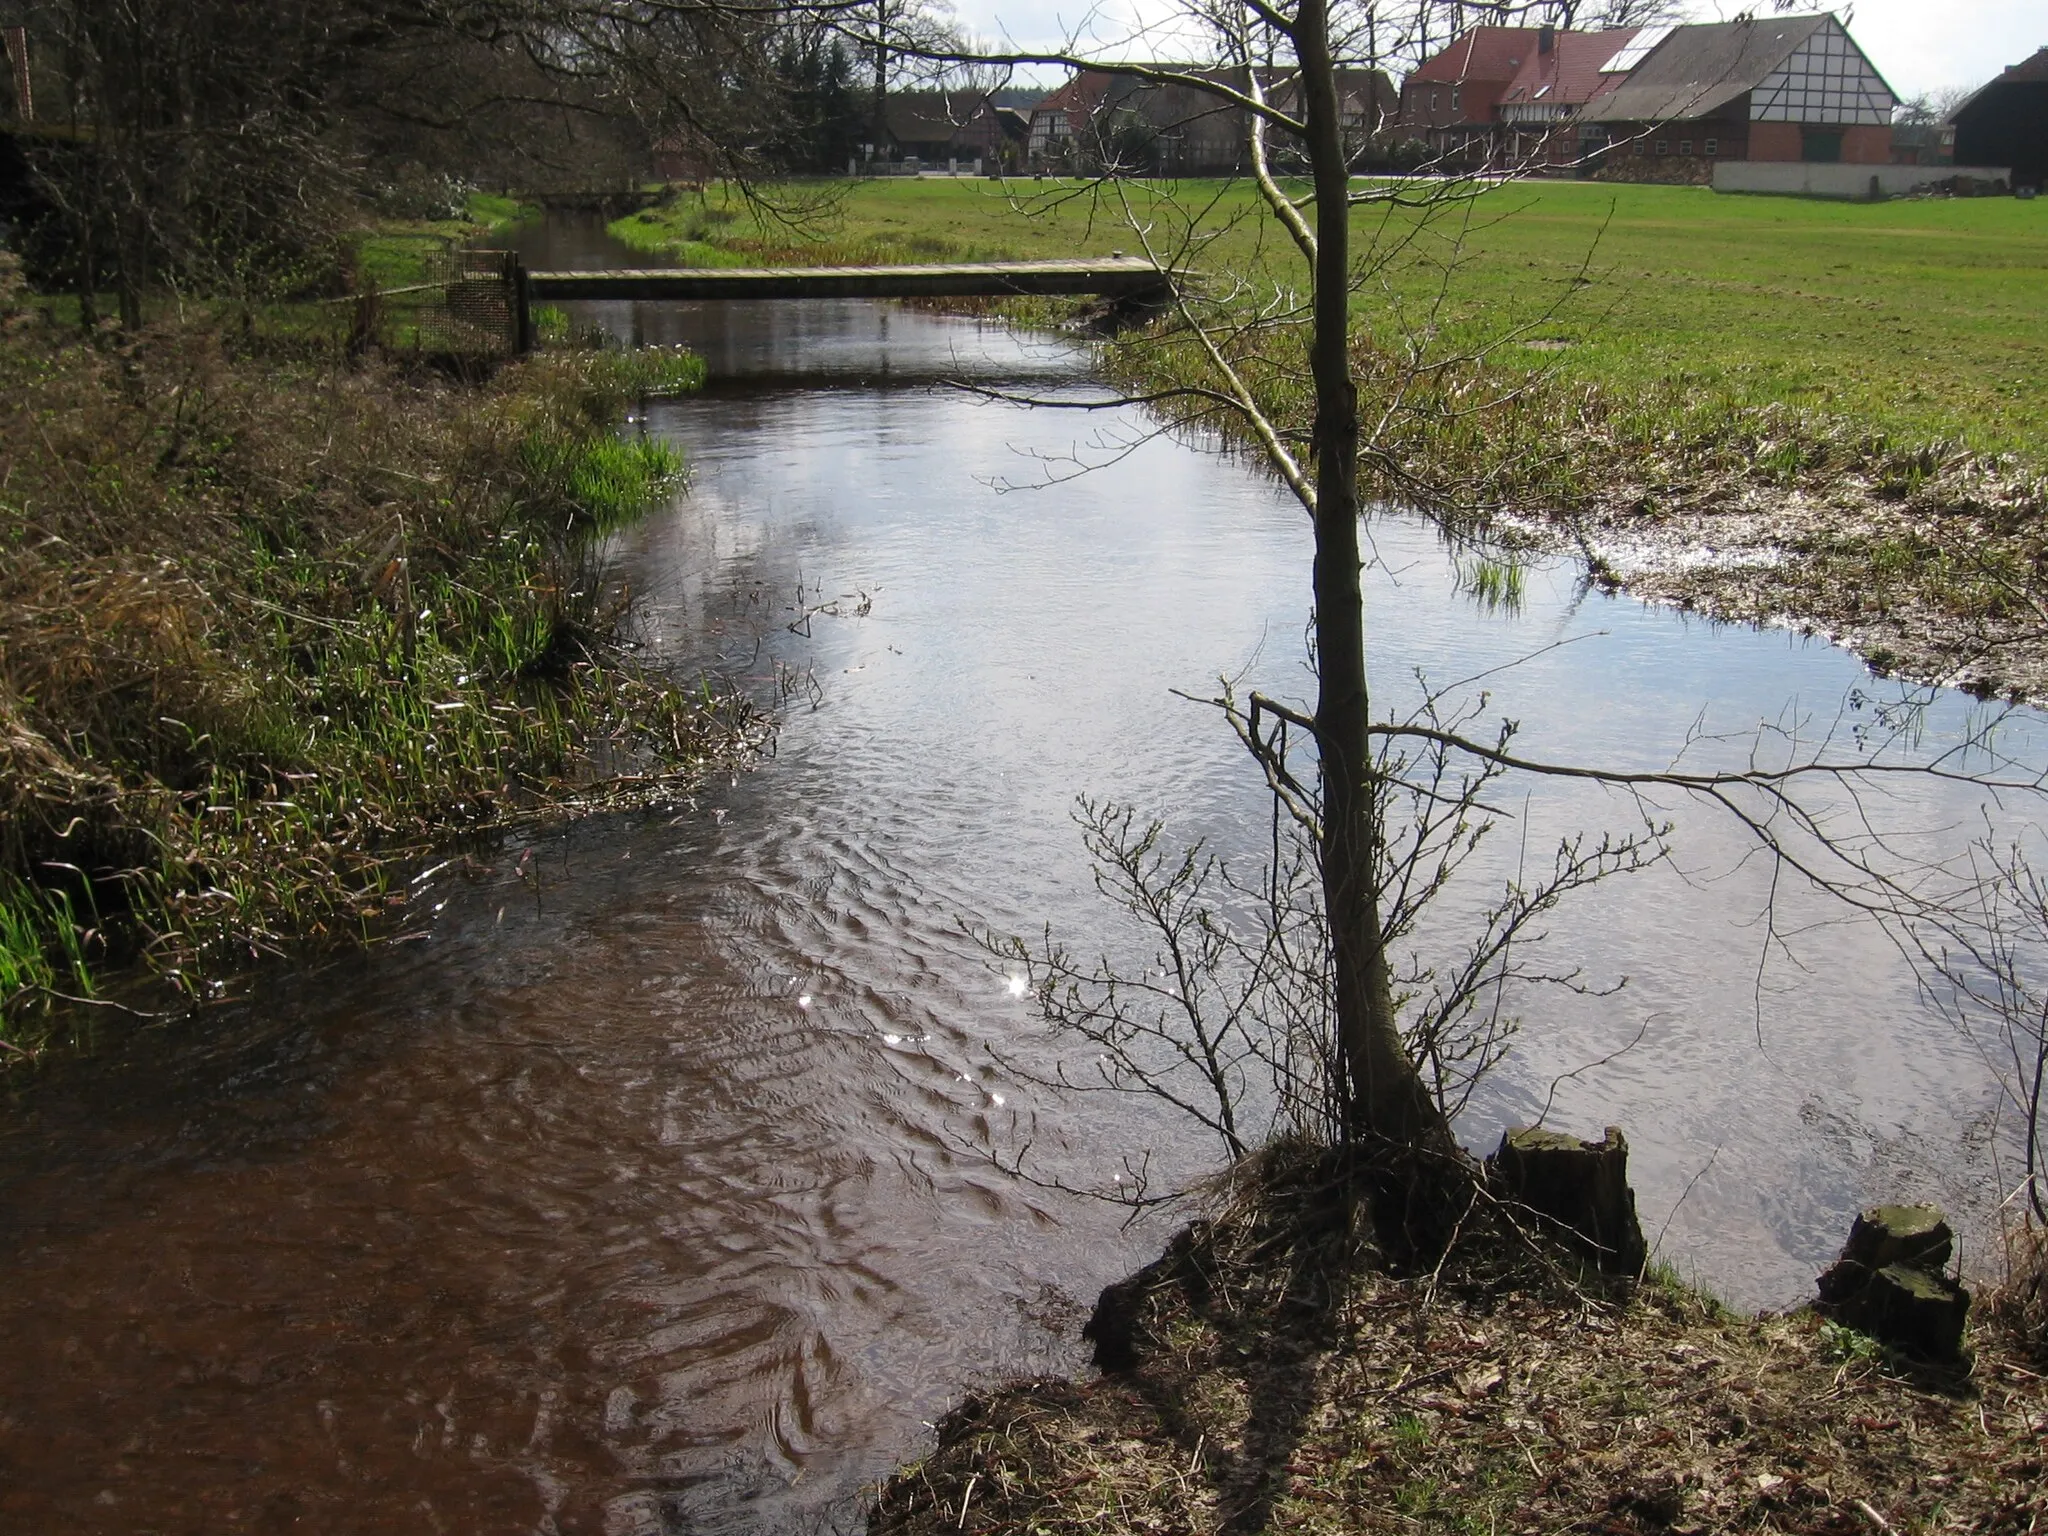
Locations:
0;214;2039;1534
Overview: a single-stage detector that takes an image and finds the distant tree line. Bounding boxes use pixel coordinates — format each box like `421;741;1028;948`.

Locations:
0;0;934;314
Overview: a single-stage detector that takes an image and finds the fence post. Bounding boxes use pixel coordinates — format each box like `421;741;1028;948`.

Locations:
512;257;532;355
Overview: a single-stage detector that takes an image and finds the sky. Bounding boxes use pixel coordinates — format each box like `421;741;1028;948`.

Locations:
944;0;2042;101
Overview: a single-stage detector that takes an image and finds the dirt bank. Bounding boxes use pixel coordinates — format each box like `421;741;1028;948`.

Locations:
871;1169;2048;1536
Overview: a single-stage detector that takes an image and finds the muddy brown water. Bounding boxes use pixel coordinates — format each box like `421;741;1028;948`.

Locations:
2;214;2043;1533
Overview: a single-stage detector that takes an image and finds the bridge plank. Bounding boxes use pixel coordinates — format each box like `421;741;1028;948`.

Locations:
524;258;1173;303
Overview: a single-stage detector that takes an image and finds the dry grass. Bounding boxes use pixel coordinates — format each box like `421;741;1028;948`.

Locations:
1988;1226;2048;1372
871;1154;2048;1536
0;249;758;1044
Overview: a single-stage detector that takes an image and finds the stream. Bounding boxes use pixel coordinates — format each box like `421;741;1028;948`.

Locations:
0;213;2041;1534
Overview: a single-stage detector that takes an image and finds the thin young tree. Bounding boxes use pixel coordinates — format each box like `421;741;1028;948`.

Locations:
840;0;2048;1258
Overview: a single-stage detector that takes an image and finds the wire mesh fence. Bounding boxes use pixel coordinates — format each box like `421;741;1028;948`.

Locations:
350;249;525;361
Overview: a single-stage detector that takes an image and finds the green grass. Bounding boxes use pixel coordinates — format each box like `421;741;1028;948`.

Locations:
620;178;2048;464
356;190;540;290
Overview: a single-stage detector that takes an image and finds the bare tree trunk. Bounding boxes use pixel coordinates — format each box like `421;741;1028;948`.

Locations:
1297;0;1451;1157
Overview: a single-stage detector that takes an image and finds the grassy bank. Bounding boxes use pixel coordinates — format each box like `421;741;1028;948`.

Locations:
0;239;755;1052
871;1154;2048;1536
619;179;2048;697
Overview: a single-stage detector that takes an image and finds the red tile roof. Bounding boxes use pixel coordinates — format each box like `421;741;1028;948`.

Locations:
1500;28;1638;108
1407;27;1543;85
1034;70;1115;117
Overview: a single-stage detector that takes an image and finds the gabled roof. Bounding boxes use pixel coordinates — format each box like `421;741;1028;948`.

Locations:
1407;27;1542;86
1501;28;1638;108
884;92;994;146
1953;46;2048;122
1995;45;2048;83
1588;13;1829;123
1031;70;1115;120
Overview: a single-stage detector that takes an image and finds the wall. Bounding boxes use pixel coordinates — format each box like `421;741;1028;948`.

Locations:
1745;121;1893;164
1712;161;2012;198
1748;121;1801;161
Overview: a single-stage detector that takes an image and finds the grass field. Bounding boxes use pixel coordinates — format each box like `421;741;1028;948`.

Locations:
616;178;2048;464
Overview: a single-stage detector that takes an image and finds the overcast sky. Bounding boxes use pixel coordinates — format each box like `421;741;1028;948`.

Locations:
946;0;2040;101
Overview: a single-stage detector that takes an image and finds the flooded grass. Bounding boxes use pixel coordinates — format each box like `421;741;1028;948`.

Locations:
0;251;761;1050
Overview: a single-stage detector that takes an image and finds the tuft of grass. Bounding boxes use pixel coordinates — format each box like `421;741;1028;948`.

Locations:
1456;553;1527;613
1989;1222;2048;1367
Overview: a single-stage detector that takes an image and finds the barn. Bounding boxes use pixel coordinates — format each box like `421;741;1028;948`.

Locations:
1952;48;2048;193
1581;14;1895;183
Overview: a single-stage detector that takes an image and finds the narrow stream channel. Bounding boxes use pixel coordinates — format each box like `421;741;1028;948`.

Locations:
0;214;2040;1534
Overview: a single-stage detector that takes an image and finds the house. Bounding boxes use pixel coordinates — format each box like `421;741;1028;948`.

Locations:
1397;25;1542;169
1397;13;1898;182
1580;14;1895;182
1951;47;2048;192
1026;72;1115;168
1495;25;1639;170
1026;66;1396;175
1889;118;1955;168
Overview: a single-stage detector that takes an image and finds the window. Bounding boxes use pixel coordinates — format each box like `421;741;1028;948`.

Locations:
1431;89;1440;115
1679;139;1693;155
1705;137;1719;155
1451;86;1461;113
1654;139;1668;156
1632;138;1646;156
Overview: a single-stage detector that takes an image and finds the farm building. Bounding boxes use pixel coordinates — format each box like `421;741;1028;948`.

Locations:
1951;48;2048;192
1494;26;1640;171
1581;14;1895;182
1396;13;1897;183
875;93;1016;170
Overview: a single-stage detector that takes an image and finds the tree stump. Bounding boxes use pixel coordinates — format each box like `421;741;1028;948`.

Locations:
1815;1204;1970;1363
1485;1126;1648;1277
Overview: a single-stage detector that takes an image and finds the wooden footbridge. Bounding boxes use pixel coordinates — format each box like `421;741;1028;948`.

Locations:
430;253;1177;356
522;255;1174;306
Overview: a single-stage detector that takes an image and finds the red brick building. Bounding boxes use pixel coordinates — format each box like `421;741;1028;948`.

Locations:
1495;26;1638;170
1027;67;1395;175
1398;26;1542;170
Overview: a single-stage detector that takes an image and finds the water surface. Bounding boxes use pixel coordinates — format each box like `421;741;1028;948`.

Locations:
0;217;2038;1533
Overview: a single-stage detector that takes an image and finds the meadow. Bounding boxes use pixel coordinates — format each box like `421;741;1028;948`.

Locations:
616;177;2048;464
